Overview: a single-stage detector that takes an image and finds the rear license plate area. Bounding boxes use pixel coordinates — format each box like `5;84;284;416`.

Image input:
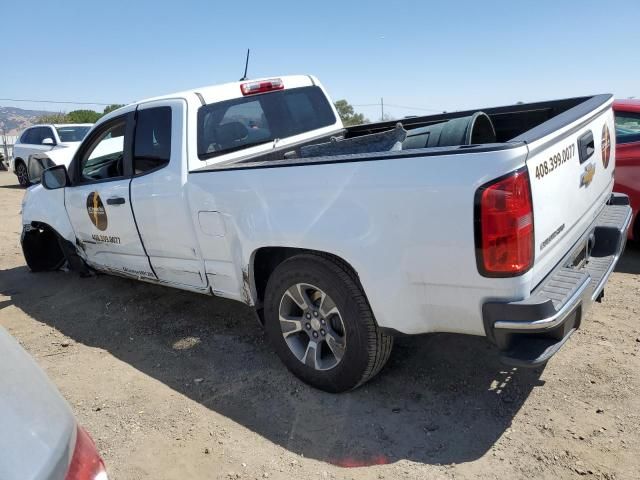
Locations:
568;239;589;269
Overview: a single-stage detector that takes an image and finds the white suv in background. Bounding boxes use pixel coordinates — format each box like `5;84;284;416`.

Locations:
10;124;92;186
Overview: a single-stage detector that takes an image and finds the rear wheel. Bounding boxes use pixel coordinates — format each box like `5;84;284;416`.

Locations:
264;254;393;392
15;160;30;187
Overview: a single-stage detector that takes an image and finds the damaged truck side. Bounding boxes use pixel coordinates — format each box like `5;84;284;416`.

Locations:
21;75;632;392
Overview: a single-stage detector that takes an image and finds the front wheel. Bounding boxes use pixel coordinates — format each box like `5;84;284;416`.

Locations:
264;254;393;392
21;226;65;272
15;161;30;187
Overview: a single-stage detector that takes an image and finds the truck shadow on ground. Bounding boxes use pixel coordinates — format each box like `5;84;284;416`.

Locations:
615;241;640;274
0;265;546;467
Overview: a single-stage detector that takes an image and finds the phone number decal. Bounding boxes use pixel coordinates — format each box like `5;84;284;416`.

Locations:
92;234;121;244
535;144;576;180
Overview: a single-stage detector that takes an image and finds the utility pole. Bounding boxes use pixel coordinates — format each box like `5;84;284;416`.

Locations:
380;97;384;121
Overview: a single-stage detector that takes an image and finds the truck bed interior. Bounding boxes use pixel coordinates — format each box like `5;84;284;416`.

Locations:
201;94;610;171
344;95;594;142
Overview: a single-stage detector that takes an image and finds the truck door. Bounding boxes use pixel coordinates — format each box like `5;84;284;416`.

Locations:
65;112;155;279
129;99;208;290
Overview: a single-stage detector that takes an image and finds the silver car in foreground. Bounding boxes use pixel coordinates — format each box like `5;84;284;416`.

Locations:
0;327;108;480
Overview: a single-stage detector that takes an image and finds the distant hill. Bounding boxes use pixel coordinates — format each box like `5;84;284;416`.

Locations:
0;106;51;135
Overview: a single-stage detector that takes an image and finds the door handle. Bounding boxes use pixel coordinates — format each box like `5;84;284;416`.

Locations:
106;197;126;205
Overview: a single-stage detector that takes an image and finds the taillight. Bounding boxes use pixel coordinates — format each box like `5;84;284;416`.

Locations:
475;168;534;277
240;78;284;96
65;426;108;480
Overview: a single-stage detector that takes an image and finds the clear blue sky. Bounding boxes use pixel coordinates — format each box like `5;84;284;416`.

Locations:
2;0;639;119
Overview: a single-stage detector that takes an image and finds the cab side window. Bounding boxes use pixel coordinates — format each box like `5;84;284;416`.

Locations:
31;128;46;145
79;118;126;182
26;127;45;145
133;107;172;174
24;127;55;145
42;127;56;144
19;128;33;144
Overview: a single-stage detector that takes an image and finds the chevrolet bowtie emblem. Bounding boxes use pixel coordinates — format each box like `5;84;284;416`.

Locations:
580;163;596;188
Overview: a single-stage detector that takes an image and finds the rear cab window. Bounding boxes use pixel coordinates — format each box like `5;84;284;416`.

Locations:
197;86;336;160
615;111;640;144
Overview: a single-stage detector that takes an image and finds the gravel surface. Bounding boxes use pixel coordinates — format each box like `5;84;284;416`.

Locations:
0;171;638;479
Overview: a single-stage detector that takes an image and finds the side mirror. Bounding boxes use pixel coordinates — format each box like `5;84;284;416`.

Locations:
42;138;55;146
42;165;69;190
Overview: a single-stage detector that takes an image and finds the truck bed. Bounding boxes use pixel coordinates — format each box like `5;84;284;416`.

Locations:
194;95;611;172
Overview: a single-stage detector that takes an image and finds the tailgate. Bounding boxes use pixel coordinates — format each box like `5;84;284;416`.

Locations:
524;96;615;287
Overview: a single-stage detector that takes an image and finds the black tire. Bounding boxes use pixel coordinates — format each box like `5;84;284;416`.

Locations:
15;160;30;187
264;253;393;392
21;227;65;272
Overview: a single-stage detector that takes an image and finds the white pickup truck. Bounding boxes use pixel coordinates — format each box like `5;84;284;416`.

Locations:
22;75;632;392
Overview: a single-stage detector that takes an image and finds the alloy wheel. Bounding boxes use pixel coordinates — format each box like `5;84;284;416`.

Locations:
16;163;28;186
278;283;346;371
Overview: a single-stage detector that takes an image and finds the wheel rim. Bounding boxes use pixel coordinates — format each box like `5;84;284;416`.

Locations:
16;163;28;185
278;283;346;371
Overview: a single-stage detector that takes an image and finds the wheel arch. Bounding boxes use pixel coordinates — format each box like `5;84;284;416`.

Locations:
249;247;369;318
21;221;66;272
22;185;75;242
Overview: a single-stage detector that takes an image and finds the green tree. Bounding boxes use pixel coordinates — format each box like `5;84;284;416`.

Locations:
66;109;102;123
34;104;125;126
334;99;369;126
35;112;69;124
103;104;125;115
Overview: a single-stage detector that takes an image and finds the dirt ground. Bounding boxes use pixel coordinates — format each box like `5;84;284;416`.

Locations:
0;170;638;480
